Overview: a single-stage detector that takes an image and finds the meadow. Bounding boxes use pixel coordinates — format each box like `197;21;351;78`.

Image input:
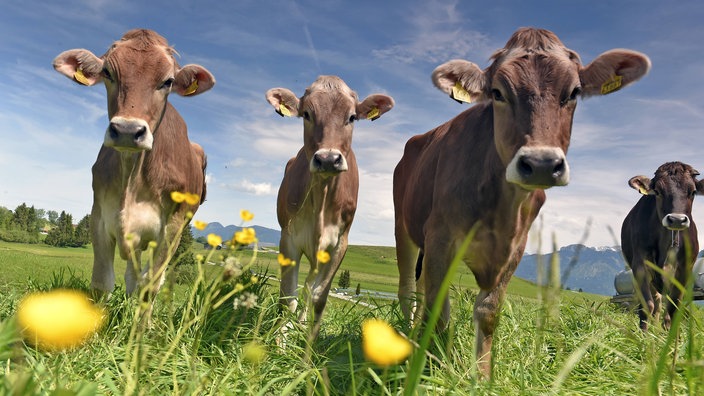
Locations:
0;239;703;395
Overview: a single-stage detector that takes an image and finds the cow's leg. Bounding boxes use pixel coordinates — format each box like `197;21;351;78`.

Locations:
395;224;421;323
421;232;453;330
278;231;302;315
664;258;690;330
473;259;516;380
308;237;348;338
632;266;654;331
91;214;116;299
124;250;142;295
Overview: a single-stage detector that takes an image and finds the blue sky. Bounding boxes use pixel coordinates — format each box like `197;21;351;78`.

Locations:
1;0;703;252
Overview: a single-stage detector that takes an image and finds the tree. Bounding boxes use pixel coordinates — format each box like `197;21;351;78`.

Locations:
45;211;74;247
338;269;350;289
73;214;91;247
355;283;361;295
171;226;198;285
47;210;59;225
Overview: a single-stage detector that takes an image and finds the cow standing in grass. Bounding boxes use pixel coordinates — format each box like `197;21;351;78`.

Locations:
266;76;394;337
621;162;704;331
393;27;650;378
53;29;215;312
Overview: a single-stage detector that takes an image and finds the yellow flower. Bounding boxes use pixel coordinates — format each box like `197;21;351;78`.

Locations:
277;253;295;267
170;191;186;203
242;341;266;364
207;233;222;248
17;289;104;351
234;283;245;293
250;276;258;284
317;250;331;264
193;220;208;231
240;210;254;222
361;319;412;367
148;241;158;249
184;193;200;206
234;227;257;245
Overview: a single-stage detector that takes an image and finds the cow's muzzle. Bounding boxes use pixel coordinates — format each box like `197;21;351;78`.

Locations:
506;146;569;189
662;213;690;230
104;116;153;151
310;149;348;175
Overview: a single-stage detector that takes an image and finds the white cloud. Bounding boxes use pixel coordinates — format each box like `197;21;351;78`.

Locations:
234;180;276;196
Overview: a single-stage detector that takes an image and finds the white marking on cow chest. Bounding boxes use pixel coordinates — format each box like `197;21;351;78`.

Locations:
120;199;163;249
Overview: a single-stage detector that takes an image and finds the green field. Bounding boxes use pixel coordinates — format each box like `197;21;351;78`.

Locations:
0;239;702;395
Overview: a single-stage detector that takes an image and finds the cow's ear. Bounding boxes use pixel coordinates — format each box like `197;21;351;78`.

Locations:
266;88;300;117
53;49;104;86
357;94;394;121
174;65;215;96
432;60;488;104
580;49;651;97
629;176;653;195
696;179;704;195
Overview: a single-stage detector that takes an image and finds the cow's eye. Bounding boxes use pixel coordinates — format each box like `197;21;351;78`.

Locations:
347;114;356;125
561;87;582;106
303;111;311;121
492;89;505;102
160;78;174;90
101;68;114;83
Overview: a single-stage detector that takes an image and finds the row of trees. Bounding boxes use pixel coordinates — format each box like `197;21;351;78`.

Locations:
0;203;90;247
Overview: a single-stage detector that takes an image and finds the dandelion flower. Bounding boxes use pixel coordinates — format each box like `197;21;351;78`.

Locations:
17;289;104;351
170;191;186;203
317;250;331;264
362;319;412;367
193;220;208;231
234;227;256;245
242;341;266;364
277;253;295;267
184;193;200;206
240;210;254;222
207;233;222;248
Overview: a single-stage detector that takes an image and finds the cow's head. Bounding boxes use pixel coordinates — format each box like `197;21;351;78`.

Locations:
432;27;650;190
53;29;215;152
266;76;394;176
629;162;704;231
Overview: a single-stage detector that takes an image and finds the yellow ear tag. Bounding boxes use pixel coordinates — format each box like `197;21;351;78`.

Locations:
184;80;199;96
450;82;473;104
366;107;380;121
638;186;649;195
74;69;90;86
278;103;292;117
600;75;623;95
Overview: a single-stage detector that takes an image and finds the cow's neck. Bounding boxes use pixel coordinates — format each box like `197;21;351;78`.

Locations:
117;150;159;206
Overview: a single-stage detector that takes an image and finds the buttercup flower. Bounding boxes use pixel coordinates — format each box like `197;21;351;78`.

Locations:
234;227;256;245
184;193;200;206
17;289;104;351
193;220;208;231
240;210;254;222
277;253;295;267
317;250;330;264
207;233;222;248
362;319;412;367
242;341;266;364
170;191;186;203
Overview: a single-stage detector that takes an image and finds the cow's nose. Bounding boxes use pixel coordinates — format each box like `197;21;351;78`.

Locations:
311;149;348;174
507;146;569;189
109;121;147;143
663;213;690;230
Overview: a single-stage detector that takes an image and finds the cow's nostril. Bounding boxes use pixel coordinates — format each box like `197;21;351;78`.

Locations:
134;126;147;142
109;123;120;140
518;156;533;176
553;158;565;176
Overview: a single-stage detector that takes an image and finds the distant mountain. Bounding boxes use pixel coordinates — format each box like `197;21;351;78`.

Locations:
191;222;281;246
515;244;627;296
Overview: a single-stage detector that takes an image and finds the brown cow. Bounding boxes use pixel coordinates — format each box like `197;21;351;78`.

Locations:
621;162;704;331
393;27;650;378
53;29;215;310
266;76;393;336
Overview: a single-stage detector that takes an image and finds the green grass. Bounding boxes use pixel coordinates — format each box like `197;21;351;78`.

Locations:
0;239;703;395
